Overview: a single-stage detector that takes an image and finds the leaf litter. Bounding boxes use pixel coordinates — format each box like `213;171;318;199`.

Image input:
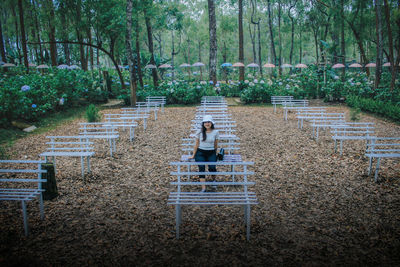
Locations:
0;105;399;266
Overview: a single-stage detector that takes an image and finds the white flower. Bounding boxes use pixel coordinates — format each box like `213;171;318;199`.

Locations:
168;82;172;85
356;82;361;86
247;73;253;78
253;79;258;83
260;80;265;84
334;76;339;80
59;98;65;105
249;82;255;86
200;81;206;85
244;80;249;84
216;83;220;87
278;82;283;86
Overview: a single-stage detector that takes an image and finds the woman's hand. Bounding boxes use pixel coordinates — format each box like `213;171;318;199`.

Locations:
187;155;195;160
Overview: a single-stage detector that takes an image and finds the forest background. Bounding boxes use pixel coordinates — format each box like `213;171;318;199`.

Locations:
0;0;399;124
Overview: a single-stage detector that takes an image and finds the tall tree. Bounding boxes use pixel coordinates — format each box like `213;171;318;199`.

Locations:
11;5;21;64
135;16;143;87
266;0;276;65
375;0;383;89
46;0;57;66
144;1;158;87
126;0;137;106
208;0;217;85
0;8;7;62
17;0;28;71
383;0;396;92
340;0;345;80
238;0;244;81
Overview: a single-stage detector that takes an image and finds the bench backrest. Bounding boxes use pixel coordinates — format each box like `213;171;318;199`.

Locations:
170;161;255;191
45;136;94;152
0;160;47;192
366;137;400;155
271;96;294;104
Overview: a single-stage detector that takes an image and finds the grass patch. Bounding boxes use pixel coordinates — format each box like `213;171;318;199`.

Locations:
0;106;89;157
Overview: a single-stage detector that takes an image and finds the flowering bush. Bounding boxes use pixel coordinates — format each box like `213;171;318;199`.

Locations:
0;68;106;123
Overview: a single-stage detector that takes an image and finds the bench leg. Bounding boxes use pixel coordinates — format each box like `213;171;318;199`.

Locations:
340;141;343;156
316;127;320;140
87;156;91;174
244;205;251;241
109;139;113;157
144;119;147;130
368;157;373;175
176;205;181;239
334;140;337;152
154;110;158;121
39;193;44;220
274;104;276;113
21;200;29;236
374;158;381;183
80;156;85;179
161;104;164;113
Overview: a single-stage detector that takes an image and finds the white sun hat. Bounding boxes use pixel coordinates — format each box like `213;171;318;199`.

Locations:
202;115;214;124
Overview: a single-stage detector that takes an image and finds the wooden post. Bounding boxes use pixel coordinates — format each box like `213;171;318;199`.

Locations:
41;163;58;200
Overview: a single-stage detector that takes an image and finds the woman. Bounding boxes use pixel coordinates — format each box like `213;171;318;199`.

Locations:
188;115;219;192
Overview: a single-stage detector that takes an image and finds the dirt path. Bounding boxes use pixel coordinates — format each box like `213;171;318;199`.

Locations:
1;105;399;266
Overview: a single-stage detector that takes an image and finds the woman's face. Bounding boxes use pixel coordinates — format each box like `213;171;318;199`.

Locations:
203;121;212;129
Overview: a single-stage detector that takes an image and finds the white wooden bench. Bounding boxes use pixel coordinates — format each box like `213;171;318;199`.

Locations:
0;160;47;236
40;136;95;179
79;123;119;157
102;117;138;141
331;123;376;155
297;112;345;129
167;161;258;240
310;118;347;140
106;112;149;131
271;95;294;113
181;138;241;155
283;106;326;121
136;102;159;120
146;96;166;113
366;137;400;182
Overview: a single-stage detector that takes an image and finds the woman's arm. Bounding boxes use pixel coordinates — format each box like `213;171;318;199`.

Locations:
188;138;199;159
214;138;218;150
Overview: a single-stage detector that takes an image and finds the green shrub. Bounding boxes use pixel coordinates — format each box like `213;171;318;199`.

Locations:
85;104;101;122
350;107;361;121
0;68;107;123
347;95;400;122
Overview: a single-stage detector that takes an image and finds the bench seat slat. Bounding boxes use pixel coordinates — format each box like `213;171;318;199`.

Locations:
40;152;95;157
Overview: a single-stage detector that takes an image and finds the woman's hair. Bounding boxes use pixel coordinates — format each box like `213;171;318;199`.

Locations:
201;122;215;141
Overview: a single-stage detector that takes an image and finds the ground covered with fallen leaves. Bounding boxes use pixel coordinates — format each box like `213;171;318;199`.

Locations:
1;103;400;266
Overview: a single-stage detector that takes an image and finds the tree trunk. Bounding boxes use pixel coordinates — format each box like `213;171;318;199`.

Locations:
18;0;29;72
383;0;396;92
257;22;262;76
249;22;256;63
340;0;346;80
208;0;217;85
0;18;6;62
223;41;227;82
144;7;158;87
375;0;383;89
278;1;282;75
198;40;203;79
76;0;86;70
11;5;22;65
47;0;57;66
135;18;144;87
126;0;137;106
60;2;70;65
238;0;244;81
267;0;276;65
32;0;43;64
